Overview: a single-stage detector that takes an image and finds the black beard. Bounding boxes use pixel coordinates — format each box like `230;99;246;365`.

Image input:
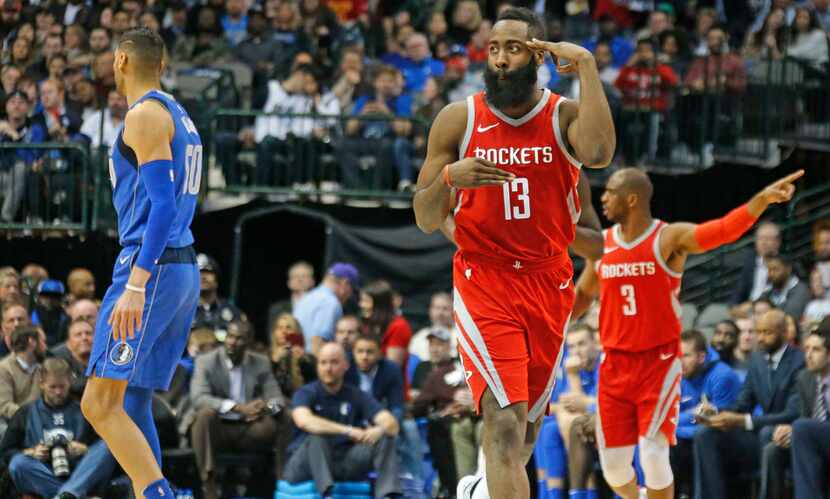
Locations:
484;59;538;110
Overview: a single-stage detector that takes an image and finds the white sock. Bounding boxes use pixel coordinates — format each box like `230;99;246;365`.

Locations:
471;473;490;499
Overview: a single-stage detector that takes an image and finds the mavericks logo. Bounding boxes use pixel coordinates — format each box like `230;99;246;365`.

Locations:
110;343;134;366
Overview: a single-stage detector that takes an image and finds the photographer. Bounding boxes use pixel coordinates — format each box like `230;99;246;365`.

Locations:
0;357;116;499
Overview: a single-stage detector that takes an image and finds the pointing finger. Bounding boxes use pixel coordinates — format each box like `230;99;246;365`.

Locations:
776;169;804;186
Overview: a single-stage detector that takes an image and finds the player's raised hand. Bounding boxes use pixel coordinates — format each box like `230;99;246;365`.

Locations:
447;157;514;188
525;39;593;73
758;169;804;205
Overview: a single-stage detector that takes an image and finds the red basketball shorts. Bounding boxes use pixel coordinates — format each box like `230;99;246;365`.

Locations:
452;251;574;422
596;341;682;448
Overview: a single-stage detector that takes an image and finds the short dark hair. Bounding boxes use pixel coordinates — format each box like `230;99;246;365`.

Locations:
636;37;655;49
680;329;708;354
766;254;792;267
10;326;38;353
40;357;72;382
118;27;166;76
715;319;738;334
354;333;381;347
496;7;545;40
811;323;830;350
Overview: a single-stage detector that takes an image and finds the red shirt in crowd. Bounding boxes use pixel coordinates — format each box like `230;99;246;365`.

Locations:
381;315;413;399
614;64;680;112
684;54;748;94
323;0;368;22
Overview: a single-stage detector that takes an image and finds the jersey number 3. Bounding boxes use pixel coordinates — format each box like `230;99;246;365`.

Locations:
503;178;530;220
183;144;203;195
621;284;637;316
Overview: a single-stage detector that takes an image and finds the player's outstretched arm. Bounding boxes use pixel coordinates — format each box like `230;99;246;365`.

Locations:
573;260;599;320
108;102;176;343
414;102;514;233
526;40;615;168
661;170;804;258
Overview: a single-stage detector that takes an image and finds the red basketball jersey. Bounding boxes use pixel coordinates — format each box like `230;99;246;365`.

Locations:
597;220;683;352
454;89;582;263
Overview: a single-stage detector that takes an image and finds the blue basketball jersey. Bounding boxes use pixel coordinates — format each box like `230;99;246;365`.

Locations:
109;89;201;248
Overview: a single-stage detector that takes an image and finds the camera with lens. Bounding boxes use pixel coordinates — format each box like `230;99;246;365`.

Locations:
43;428;74;478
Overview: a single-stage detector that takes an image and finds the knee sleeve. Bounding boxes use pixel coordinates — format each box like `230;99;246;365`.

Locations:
598;445;636;488
638;435;673;490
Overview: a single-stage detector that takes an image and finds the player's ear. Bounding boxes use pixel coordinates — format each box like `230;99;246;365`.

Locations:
532;48;544;66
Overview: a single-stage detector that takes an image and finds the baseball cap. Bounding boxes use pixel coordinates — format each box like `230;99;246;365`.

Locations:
427;326;452;342
197;253;219;275
328;262;359;290
38;279;65;296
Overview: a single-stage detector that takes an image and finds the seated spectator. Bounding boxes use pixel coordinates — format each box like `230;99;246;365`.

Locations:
689;7;718;56
31;279;69;347
88;27;112;57
50;318;92;400
806;0;830;30
6;37;36;78
232;6;279;108
91;51;115;101
189;320;288;499
0;91;46;223
329;46;365;112
271;313;317;398
267;0;310;79
254;64;340;188
547;325;600;499
0;299;30;357
447;0;482;45
585;16;634;68
803;267;830;330
409;291;455;364
0;270;21;304
694;310;804;499
614;38;679;162
285;342;401;498
787;7;828;71
658;29;690;77
359;280;412;372
65;298;98;325
171;6;230;67
267;261;315;331
66;77;98;123
0;326;46;439
0;64;22;112
791;326;830;499
410;326;453;399
672;329;741;498
80;89;127;150
193;253;242;341
743;8;788;68
27;32;63;81
809;220;830;294
294;262;358;355
734;316;757;374
64;24;92;69
411;327;465;495
390;32;444;96
65;267;95;304
761;254;811;320
0;358;116;499
732;221;782;304
339;65;415;191
221;0;248;47
334;315;360;362
711;319;741;368
346;334;404;420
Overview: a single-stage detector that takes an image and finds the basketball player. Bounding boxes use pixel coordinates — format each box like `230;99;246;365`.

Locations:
80;28;201;499
572;168;804;499
413;6;615;498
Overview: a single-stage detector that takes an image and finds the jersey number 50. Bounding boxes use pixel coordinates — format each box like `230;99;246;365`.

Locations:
503;178;530;220
183;144;203;195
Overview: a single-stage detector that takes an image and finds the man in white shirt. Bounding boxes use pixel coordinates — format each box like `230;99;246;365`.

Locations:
732;221;781;304
254;65;340;187
80;89;127;150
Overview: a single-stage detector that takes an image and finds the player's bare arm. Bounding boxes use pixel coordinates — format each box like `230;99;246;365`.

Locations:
108;101;175;343
658;170;804;269
526;40;615;168
571;171;604;260
414;102;514;233
573;259;599;319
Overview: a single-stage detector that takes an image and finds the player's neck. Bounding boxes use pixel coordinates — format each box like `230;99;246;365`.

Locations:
618;214;654;243
124;80;161;107
492;88;544;119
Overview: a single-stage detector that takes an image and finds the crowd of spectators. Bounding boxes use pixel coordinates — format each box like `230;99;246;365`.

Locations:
1;0;828;222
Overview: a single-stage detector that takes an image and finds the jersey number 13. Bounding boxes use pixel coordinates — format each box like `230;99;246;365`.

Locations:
503;178;530;220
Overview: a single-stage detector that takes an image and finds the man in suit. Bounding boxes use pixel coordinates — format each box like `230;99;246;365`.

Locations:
345;334;404;420
791;327;830;499
190;321;288;499
693;309;804;499
731;221;781;304
760;254;811;321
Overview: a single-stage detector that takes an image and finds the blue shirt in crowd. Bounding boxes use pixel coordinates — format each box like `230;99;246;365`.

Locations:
221;14;248;46
677;348;742;440
289;381;383;452
293;284;342;350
